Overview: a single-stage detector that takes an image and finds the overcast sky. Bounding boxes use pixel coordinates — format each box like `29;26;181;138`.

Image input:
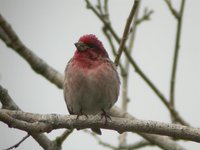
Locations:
0;1;200;150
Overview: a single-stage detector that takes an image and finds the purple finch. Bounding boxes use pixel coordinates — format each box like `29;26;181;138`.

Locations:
64;34;120;134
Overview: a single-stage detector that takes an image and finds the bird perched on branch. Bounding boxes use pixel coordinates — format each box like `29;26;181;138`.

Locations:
64;34;120;134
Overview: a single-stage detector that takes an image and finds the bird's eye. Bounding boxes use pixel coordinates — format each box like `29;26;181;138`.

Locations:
88;44;99;50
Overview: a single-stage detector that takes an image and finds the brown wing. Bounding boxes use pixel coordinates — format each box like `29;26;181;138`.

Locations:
63;58;74;114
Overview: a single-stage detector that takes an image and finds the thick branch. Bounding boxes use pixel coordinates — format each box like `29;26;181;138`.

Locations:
0;14;63;89
1;109;200;143
110;106;186;150
0;85;60;150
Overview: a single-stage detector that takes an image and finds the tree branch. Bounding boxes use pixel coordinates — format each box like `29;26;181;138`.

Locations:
119;2;141;146
101;18;126;74
85;130;117;149
0;14;63;89
0;85;61;150
84;0;189;126
110;106;186;150
4;134;30;150
0;85;20;110
169;0;185;113
85;0;120;44
163;0;179;19
0;10;186;150
52;129;73;149
0;84;185;150
135;7;154;25
119;139;152;149
1;109;200;143
114;0;140;66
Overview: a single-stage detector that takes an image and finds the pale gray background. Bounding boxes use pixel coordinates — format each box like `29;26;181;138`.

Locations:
0;0;200;150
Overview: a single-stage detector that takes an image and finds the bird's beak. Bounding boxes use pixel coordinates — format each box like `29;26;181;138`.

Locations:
74;42;89;51
74;42;79;48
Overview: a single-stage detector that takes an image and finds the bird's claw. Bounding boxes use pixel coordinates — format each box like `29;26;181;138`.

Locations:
100;109;112;125
76;109;88;120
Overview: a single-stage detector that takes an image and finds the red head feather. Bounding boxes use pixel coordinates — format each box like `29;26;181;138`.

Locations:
73;34;109;68
77;34;108;58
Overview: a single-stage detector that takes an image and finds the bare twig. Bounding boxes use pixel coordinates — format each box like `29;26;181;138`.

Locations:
1;109;200;143
103;24;127;78
163;0;179;19
53;129;73;148
121;0;140;117
85;0;189;126
85;0;120;44
85;130;117;149
135;8;154;25
119;139;152;149
96;0;127;79
169;0;185;115
104;0;109;21
123;48;189;126
119;2;141;147
4;134;30;150
97;0;104;17
114;0;140;66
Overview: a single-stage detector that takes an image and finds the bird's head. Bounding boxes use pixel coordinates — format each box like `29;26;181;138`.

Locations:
74;34;108;60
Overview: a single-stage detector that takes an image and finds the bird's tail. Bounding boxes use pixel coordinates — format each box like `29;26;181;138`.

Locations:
91;128;102;135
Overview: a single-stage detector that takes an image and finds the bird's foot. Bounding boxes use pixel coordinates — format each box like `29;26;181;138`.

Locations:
100;109;112;125
76;109;88;120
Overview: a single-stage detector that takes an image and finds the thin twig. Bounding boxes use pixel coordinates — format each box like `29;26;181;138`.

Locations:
97;1;126;76
103;25;127;77
119;139;153;149
85;0;120;44
104;0;109;21
135;8;154;25
119;2;141;146
85;0;189;126
53;129;73;148
85;130;117;149
169;0;185;114
97;0;104;15
114;0;140;66
122;0;140;116
163;0;179;19
123;48;189;126
4;134;30;150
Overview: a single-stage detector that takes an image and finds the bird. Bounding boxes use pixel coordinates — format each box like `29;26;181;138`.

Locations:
63;34;120;135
